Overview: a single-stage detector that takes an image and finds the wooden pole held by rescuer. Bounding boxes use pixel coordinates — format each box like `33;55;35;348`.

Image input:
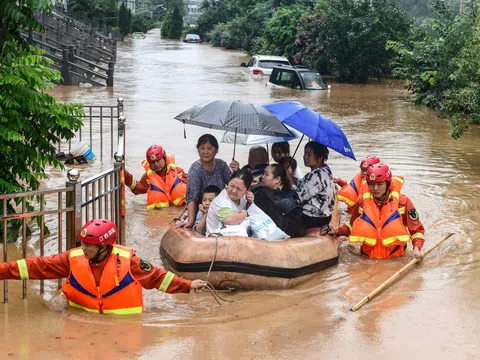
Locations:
350;233;454;312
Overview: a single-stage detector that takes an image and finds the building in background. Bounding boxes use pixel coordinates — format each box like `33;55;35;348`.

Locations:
118;0;136;15
184;0;203;25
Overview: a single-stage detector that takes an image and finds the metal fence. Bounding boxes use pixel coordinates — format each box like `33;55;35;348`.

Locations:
0;99;127;303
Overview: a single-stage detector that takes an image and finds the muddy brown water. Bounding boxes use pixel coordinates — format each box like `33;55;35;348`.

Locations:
1;29;479;359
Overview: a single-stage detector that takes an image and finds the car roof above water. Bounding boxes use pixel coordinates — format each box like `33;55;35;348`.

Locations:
253;55;289;61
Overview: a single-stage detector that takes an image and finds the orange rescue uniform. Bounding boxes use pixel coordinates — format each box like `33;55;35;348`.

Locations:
336;192;425;259
0;246;191;314
125;156;187;196
337;173;365;213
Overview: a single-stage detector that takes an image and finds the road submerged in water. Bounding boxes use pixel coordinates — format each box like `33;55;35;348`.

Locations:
1;29;480;359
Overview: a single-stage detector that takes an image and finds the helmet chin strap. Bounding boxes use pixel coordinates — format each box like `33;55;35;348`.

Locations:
90;245;110;263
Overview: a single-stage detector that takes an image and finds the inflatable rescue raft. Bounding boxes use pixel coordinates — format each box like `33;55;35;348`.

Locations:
160;205;340;290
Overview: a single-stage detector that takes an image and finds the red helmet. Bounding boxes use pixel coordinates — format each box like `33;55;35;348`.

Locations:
360;155;381;170
146;145;166;163
78;219;117;246
366;163;392;183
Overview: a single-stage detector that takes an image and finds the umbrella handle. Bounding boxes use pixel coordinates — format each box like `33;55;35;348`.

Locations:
232;129;237;161
292;135;305;158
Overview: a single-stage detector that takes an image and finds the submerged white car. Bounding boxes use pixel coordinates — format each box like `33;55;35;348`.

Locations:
240;55;290;76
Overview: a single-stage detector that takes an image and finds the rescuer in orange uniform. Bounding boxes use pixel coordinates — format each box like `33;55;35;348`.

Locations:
0;219;206;314
330;163;425;260
124;145;188;209
335;155;381;213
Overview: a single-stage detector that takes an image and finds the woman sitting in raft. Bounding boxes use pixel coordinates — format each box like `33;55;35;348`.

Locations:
181;134;232;228
253;164;305;238
206;169;254;236
292;141;336;235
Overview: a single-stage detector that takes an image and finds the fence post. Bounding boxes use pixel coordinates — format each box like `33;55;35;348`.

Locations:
117;97;124;116
107;61;114;87
68;45;76;63
62;48;71;85
28;28;34;45
112;41;117;62
66;169;82;250
114;115;126;245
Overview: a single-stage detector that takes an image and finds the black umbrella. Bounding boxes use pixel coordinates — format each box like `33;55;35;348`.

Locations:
174;100;293;159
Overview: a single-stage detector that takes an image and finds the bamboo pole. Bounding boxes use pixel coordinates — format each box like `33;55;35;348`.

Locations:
350;233;454;312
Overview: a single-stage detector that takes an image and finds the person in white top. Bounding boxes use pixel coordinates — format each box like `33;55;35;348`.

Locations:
271;142;304;180
206;169;254;236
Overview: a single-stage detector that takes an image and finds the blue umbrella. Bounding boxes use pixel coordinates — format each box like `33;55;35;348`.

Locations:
263;101;356;160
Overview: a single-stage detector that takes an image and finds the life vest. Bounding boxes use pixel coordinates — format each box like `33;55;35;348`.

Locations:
349;176;410;259
62;245;144;314
143;155;186;209
337;173;365;213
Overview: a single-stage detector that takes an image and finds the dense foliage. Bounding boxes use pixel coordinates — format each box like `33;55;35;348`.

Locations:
251;5;308;59
0;0;84;240
118;3;132;36
294;0;411;83
388;0;479;138
161;4;184;39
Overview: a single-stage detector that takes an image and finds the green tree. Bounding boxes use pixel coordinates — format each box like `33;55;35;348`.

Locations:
295;0;411;82
250;5;308;58
118;3;131;36
1;0;84;241
161;10;173;38
169;4;183;39
387;0;477;137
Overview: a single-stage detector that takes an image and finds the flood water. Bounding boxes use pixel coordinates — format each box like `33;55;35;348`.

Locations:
1;29;480;359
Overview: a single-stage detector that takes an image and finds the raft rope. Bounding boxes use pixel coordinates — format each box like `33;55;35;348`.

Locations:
194;233;237;306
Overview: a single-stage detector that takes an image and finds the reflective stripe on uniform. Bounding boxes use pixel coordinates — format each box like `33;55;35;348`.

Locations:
390;191;400;199
350;236;376;246
158;271;175;292
68;300;99;313
398;206;405;215
382;234;410;246
111;247;131;259
128;179;137;190
147;169;155;176
172;195;185;206
70;249;84;258
147;202;169;210
346;222;352;231
103;306;143;315
411;232;425;240
393;176;405;184
16;259;29;280
363;193;373;200
358;207;363;214
337;194;355;206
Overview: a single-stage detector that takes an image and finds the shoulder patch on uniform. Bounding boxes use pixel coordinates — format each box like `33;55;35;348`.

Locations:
140;259;152;272
408;209;419;221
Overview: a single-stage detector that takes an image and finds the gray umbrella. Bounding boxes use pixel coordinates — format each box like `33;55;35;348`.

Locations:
174;100;293;159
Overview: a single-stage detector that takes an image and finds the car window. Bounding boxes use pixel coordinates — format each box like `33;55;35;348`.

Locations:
300;71;327;89
247;58;256;67
257;60;290;69
186;34;200;40
277;71;294;87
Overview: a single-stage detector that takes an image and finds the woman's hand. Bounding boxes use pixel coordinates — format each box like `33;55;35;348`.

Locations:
230;160;239;172
190;279;208;290
246;191;254;204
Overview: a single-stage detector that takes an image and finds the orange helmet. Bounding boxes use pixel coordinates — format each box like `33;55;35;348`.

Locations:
146;145;166;163
360;155;380;170
366;163;392;183
78;219;117;246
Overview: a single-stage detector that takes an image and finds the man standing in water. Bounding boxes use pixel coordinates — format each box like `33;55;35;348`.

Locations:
330;163;425;260
0;219;206;314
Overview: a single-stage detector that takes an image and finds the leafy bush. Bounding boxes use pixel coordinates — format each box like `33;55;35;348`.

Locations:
295;0;410;82
250;5;308;59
